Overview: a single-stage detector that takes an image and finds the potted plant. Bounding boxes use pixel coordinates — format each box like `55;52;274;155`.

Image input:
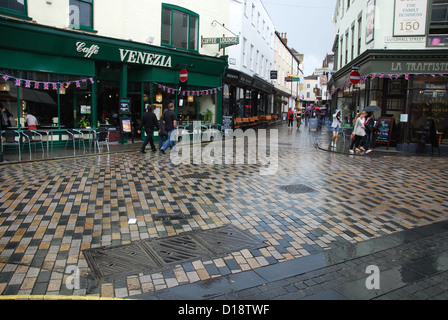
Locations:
203;109;214;123
78;116;91;128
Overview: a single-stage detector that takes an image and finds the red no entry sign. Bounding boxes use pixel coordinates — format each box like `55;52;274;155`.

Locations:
180;69;188;82
349;71;361;85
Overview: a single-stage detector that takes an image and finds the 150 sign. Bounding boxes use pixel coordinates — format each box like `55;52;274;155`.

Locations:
394;0;428;36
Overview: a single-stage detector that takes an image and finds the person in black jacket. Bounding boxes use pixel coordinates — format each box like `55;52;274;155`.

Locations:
138;105;159;153
364;112;375;154
160;103;177;154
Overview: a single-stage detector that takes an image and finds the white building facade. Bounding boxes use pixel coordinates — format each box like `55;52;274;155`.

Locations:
222;0;277;119
272;32;302;114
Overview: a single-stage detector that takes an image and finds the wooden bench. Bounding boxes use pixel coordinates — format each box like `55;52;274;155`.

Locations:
249;116;259;126
242;118;250;129
234;118;244;129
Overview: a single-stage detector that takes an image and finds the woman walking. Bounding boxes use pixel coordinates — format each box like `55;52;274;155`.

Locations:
349;111;367;154
331;109;342;148
296;109;302;130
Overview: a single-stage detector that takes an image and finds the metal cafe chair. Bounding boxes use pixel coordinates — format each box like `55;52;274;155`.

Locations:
2;130;22;161
21;130;44;159
94;127;110;154
66;129;86;154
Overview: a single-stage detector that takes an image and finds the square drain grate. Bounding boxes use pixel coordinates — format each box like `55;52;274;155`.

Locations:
83;225;265;283
181;172;212;179
279;184;317;194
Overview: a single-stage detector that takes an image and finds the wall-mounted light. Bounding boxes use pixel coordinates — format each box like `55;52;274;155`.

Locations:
0;83;10;91
156;91;163;103
188;95;194;103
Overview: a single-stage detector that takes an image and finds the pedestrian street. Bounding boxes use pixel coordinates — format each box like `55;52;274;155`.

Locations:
0;123;447;299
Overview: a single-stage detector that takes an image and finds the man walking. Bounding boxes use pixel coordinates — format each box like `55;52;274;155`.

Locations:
0;105;13;128
138;105;159;153
160;103;177;154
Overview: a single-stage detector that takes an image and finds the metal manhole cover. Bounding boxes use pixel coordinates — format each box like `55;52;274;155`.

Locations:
83;243;160;279
83;225;265;283
195;225;264;255
143;234;211;265
279;184;316;194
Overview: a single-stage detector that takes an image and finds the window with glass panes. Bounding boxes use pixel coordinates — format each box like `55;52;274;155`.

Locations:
429;0;448;46
162;4;199;52
0;0;29;19
69;0;94;31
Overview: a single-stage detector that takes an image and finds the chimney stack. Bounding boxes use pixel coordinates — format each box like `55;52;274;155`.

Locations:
281;32;288;46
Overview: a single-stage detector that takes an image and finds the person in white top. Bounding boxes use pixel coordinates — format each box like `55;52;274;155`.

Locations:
331;109;342;147
24;111;38;130
349;111;367;154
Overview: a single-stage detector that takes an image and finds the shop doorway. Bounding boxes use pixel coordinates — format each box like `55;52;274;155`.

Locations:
74;91;92;128
129;92;144;139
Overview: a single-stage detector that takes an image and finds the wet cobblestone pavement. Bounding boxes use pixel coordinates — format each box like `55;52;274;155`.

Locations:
1;122;448;300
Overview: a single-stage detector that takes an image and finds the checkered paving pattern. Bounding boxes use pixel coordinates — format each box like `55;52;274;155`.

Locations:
1;124;448;298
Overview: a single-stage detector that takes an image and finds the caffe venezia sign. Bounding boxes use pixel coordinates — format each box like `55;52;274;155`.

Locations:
76;41;172;68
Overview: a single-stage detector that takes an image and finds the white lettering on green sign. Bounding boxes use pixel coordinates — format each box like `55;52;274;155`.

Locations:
119;49;172;68
201;36;239;46
76;41;100;58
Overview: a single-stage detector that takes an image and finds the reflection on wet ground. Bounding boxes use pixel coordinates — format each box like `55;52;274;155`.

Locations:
0;122;447;299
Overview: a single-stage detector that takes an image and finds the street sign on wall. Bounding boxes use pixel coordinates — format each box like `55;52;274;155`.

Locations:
179;69;188;83
349;71;361;85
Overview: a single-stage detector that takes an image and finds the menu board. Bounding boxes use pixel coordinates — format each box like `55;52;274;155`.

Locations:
375;117;394;150
222;115;234;131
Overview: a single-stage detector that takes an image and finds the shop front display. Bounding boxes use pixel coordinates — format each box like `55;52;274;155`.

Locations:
0;17;227;147
331;50;448;151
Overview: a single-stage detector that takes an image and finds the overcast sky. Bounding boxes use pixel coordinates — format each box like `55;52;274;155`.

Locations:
263;0;336;76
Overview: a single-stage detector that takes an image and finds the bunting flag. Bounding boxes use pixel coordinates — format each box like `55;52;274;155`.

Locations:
154;82;223;97
0;72;94;91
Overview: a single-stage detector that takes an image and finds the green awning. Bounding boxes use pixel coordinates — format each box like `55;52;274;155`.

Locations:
0;48;95;76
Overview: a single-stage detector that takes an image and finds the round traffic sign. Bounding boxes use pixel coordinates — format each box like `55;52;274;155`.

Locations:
180;69;188;82
349;71;361;85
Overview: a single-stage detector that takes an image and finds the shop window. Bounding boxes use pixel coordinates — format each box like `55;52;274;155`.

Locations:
161;4;199;52
428;0;448;46
0;0;30;19
410;78;448;144
69;0;94;32
0;69;93;130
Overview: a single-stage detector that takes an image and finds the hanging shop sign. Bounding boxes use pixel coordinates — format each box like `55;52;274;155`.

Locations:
393;0;428;37
201;36;240;48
